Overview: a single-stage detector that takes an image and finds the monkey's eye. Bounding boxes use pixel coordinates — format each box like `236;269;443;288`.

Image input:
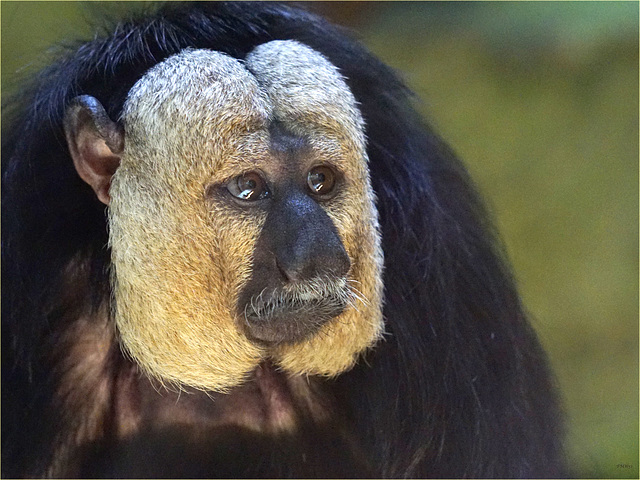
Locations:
227;172;270;201
307;166;337;196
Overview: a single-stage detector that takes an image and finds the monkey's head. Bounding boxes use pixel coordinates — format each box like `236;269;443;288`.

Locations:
64;41;384;392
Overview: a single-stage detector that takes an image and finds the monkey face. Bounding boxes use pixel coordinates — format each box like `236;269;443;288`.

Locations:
78;42;383;392
233;130;354;345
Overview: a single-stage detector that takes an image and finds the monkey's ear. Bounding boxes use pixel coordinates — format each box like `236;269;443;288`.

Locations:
64;95;124;205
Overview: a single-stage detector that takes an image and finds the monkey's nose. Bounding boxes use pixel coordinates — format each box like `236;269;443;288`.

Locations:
267;191;351;283
275;236;351;283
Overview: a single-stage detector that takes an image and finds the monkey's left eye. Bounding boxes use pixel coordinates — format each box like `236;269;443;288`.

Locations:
227;172;271;201
307;166;337;196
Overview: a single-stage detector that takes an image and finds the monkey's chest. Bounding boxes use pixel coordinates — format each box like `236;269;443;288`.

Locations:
84;361;370;478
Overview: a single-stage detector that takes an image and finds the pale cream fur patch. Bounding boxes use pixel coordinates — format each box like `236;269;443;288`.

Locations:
109;43;383;392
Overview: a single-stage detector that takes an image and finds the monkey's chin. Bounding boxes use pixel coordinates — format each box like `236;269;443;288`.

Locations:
241;298;347;345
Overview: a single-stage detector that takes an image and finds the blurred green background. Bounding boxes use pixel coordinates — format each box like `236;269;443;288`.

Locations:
2;2;638;478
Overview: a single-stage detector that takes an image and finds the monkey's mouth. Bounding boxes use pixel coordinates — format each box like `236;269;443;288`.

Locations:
240;280;352;345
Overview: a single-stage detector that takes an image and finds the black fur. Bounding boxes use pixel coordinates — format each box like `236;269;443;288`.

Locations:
2;2;565;477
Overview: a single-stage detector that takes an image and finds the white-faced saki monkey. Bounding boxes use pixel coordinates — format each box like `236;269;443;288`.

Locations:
1;2;565;478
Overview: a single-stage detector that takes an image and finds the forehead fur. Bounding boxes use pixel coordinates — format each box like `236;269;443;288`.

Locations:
245;41;366;149
122;49;271;171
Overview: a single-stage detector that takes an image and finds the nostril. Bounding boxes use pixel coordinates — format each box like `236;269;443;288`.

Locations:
275;255;298;283
332;244;351;278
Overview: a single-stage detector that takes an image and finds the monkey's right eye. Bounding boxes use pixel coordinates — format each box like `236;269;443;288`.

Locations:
226;172;271;201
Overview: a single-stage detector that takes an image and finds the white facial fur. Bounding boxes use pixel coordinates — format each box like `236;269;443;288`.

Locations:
109;42;384;392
